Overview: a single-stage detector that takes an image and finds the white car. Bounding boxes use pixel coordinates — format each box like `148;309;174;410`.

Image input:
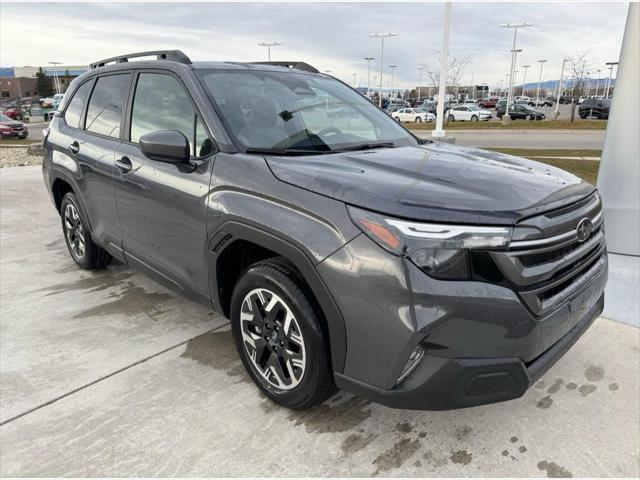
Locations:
392;108;436;123
446;105;493;122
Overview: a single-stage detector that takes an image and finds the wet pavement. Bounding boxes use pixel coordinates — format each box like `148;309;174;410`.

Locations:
1;166;638;477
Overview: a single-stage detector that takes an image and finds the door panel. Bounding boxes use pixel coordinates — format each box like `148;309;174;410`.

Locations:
114;144;213;298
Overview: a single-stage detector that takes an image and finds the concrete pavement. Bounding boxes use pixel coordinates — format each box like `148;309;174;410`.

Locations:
413;130;606;150
1;166;638;477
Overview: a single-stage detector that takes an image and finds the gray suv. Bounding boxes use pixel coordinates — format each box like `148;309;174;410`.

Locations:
43;51;608;410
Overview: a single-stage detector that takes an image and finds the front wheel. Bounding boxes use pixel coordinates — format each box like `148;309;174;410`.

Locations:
231;258;335;410
60;193;112;270
525;115;532;121
470;115;478;122
414;116;422;123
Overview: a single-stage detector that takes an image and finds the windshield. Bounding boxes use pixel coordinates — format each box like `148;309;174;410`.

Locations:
0;114;11;121
197;69;416;153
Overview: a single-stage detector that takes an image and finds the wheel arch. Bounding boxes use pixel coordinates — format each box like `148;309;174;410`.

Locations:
49;170;93;231
208;220;347;373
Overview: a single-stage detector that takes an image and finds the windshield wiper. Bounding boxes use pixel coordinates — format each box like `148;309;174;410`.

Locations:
245;147;328;156
331;142;396;153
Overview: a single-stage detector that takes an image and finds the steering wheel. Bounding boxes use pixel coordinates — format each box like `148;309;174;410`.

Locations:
316;127;342;138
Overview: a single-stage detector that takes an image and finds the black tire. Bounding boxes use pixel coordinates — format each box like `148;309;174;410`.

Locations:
60;192;111;270
394;116;401;122
470;115;478;122
525;115;532;121
448;114;455;122
230;257;335;410
580;114;587;119
414;116;422;123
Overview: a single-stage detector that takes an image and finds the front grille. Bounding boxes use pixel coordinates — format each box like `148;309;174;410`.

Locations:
489;192;607;316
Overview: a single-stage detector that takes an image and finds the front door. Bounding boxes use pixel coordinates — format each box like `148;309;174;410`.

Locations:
113;71;215;300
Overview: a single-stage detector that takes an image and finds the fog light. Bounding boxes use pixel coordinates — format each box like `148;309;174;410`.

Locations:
396;345;425;385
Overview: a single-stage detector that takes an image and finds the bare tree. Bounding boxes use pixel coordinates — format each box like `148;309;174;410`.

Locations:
565;50;594;98
424;51;473;95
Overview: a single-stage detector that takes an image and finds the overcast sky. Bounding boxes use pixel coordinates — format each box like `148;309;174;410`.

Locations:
0;1;629;88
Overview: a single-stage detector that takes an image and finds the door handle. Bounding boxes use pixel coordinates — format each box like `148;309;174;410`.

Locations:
115;156;133;174
69;141;80;155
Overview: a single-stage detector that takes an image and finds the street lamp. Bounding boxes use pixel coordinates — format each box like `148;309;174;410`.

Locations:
352;73;358;88
605;61;618;98
535;59;548;106
417;64;425;103
364;57;374;97
521;64;531;96
500;22;532;124
369;32;397;107
48;61;62;94
554;58;568;119
257;41;282;61
594;69;602;97
389;65;397;99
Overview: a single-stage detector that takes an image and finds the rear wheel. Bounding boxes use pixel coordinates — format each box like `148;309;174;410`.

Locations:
394;116;401;122
448;114;455;122
60;193;111;270
231;258;335;410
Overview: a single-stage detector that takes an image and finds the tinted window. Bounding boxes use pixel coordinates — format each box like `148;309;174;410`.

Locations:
131;73;205;156
64;81;92;129
85;74;131;138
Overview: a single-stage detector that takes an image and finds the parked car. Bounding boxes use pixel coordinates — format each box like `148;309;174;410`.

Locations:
1;107;23;120
559;95;578;104
446;104;493;122
43;50;607;412
514;96;531;103
0;114;29;139
392;108;435;123
579;98;610;119
529;97;555;107
420;101;437;114
478;97;500;108
496;104;546;120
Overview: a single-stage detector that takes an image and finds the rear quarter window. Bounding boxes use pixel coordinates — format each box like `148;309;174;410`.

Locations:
64;81;92;129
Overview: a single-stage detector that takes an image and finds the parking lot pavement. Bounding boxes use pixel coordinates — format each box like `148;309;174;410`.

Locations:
1;166;639;477
413;130;606;150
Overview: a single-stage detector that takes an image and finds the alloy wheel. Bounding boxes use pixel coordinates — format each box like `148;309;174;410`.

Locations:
64;203;85;260
240;288;306;390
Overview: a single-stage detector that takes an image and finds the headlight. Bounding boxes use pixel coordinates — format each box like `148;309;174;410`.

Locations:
348;206;512;280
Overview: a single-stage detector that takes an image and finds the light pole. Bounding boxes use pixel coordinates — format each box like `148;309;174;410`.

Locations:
605;61;618;98
352;73;358;87
389;65;397;99
48;61;62;94
594;69;602;97
369;32;397;107
554;58;567;119
500;22;531;124
535;59;547;106
521;64;530;96
417;65;425;103
257;41;282;61
364;57;374;97
433;1;451;138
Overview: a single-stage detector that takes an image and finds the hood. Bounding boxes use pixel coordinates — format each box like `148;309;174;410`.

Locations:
265;143;594;225
0;120;24;127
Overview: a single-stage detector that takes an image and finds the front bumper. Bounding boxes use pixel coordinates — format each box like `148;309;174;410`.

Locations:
319;233;608;410
335;293;603;410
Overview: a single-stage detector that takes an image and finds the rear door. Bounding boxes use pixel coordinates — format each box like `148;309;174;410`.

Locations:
56;73;132;260
113;70;215;300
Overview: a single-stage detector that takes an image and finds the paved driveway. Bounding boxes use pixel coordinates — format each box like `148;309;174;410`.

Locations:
1;166;638;477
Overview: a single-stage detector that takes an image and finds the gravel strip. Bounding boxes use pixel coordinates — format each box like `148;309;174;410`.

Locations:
1;147;43;168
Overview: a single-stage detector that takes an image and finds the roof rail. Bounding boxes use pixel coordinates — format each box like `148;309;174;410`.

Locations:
249;61;319;73
90;50;192;69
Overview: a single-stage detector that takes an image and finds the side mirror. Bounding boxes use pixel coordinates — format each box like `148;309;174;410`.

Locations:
139;130;190;164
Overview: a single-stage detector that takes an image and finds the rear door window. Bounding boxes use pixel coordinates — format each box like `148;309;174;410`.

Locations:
64;81;92;129
85;74;131;138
